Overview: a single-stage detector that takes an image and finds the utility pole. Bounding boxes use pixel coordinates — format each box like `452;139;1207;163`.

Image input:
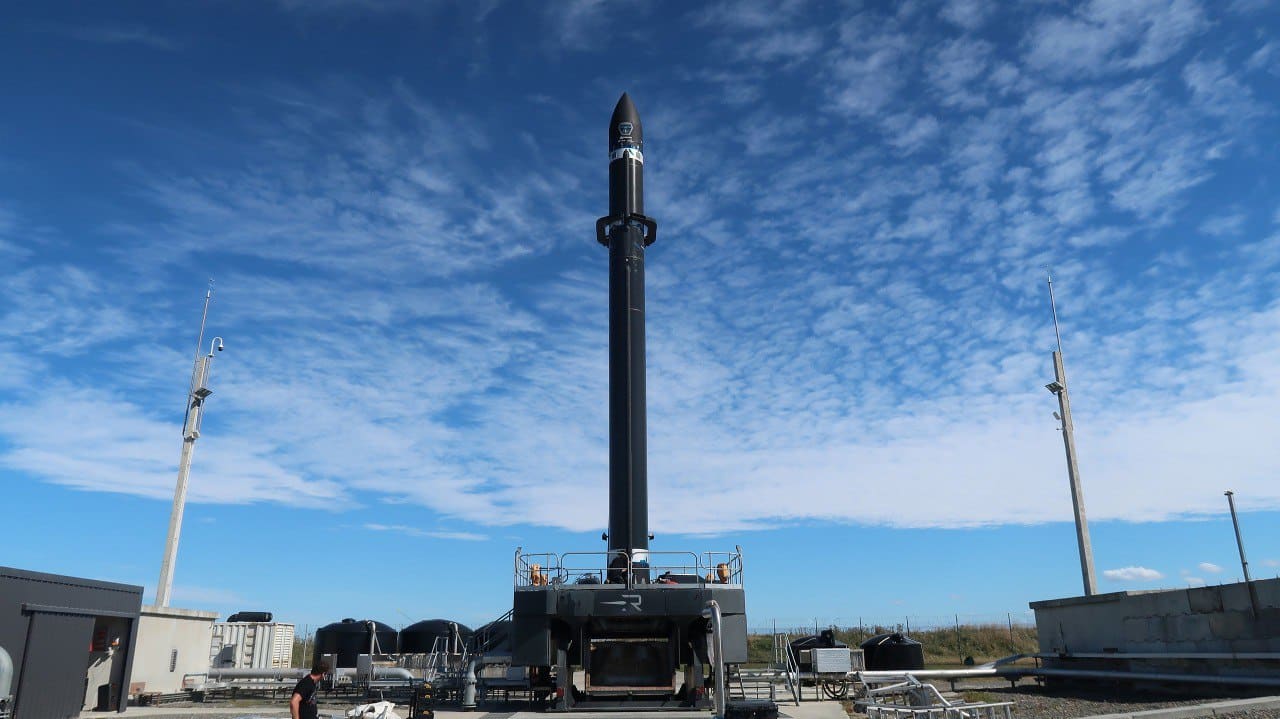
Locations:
1225;491;1260;616
156;285;225;607
1045;274;1098;596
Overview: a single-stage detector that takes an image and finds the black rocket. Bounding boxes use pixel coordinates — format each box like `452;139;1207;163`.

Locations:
507;95;750;710
597;93;657;572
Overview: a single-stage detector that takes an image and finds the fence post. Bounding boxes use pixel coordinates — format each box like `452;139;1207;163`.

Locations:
1007;613;1015;653
954;614;963;664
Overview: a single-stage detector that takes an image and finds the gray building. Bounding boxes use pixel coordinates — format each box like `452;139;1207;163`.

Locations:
1031;577;1280;680
0;566;143;718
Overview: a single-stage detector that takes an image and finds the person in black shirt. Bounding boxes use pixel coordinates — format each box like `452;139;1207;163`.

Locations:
291;660;329;719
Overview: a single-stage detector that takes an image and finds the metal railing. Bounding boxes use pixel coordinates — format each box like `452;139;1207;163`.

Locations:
781;635;801;705
863;702;1014;719
857;672;1014;719
513;546;745;589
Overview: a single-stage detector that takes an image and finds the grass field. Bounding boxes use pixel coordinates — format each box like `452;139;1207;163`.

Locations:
291;622;1042;669
747;623;1039;667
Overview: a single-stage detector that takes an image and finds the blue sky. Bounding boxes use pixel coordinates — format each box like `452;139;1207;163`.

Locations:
2;0;1279;634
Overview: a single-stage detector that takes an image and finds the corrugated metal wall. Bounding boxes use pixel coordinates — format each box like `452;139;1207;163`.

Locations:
0;567;143;719
15;611;95;719
209;622;296;668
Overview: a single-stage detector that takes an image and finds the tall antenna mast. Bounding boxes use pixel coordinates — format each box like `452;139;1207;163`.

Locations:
1043;273;1097;596
157;284;225;607
195;281;212;357
1048;272;1064;354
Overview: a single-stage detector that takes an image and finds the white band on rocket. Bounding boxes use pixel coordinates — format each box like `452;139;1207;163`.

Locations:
610;148;644;164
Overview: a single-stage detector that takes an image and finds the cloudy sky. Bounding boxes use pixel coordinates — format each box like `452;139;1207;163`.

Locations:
2;0;1278;631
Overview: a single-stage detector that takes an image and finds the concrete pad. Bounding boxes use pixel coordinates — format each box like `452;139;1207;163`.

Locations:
774;701;849;719
505;713;708;719
85;709;293;718
103;701;849;719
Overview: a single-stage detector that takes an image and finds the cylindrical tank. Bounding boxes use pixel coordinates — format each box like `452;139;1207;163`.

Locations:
860;633;924;671
313;619;397;668
0;644;13;698
398;619;473;654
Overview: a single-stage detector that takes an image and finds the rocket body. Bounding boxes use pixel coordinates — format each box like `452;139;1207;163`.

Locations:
601;94;655;565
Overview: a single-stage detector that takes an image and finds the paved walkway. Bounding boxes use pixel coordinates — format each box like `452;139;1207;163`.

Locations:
82;699;851;719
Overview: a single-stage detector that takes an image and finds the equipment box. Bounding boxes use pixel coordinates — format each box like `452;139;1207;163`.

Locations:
810;647;863;674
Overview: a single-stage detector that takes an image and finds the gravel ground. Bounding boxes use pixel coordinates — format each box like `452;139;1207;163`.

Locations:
954;681;1271;719
845;676;1279;719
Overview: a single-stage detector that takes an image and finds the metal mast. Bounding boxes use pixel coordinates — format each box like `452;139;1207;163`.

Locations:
1045;274;1098;596
1225;491;1260;615
156;286;224;607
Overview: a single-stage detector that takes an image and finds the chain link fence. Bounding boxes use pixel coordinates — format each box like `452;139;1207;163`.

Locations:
748;612;1039;666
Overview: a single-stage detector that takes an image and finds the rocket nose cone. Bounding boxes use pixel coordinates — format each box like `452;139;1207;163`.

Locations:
610;92;642;149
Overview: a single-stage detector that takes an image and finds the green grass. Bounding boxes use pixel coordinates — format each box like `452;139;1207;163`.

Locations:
747;623;1039;667
293;623;1041;670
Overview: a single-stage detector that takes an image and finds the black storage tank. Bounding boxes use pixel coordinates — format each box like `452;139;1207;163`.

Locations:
399;619;473;654
313;618;398;668
860;633;924;670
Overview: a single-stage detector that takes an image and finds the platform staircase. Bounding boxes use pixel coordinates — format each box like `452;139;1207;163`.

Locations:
723;632;802;705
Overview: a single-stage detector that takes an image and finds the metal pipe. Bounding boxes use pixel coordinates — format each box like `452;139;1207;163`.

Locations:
1019;667;1280;688
860;669;998;680
860;665;1280;689
461;659;478;710
1034;652;1280;660
704;600;725;719
1226;491;1252;582
204;666;413;681
1225;491;1261;616
206;667;305;680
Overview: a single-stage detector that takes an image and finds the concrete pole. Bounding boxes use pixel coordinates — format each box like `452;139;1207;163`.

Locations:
157;288;219;608
1052;350;1098;596
156;434;197;607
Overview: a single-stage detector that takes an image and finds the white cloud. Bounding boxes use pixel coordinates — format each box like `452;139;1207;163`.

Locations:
1185;576;1206;587
1025;0;1207;78
364;524;487;542
2;7;1279;541
939;0;992;31
926;37;994;109
1103;566;1165;582
828;15;912;117
45;23;180;51
1200;211;1247;237
1198;562;1223;574
1184;59;1261;120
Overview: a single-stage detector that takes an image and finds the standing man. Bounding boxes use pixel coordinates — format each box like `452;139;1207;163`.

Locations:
291;660;329;719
